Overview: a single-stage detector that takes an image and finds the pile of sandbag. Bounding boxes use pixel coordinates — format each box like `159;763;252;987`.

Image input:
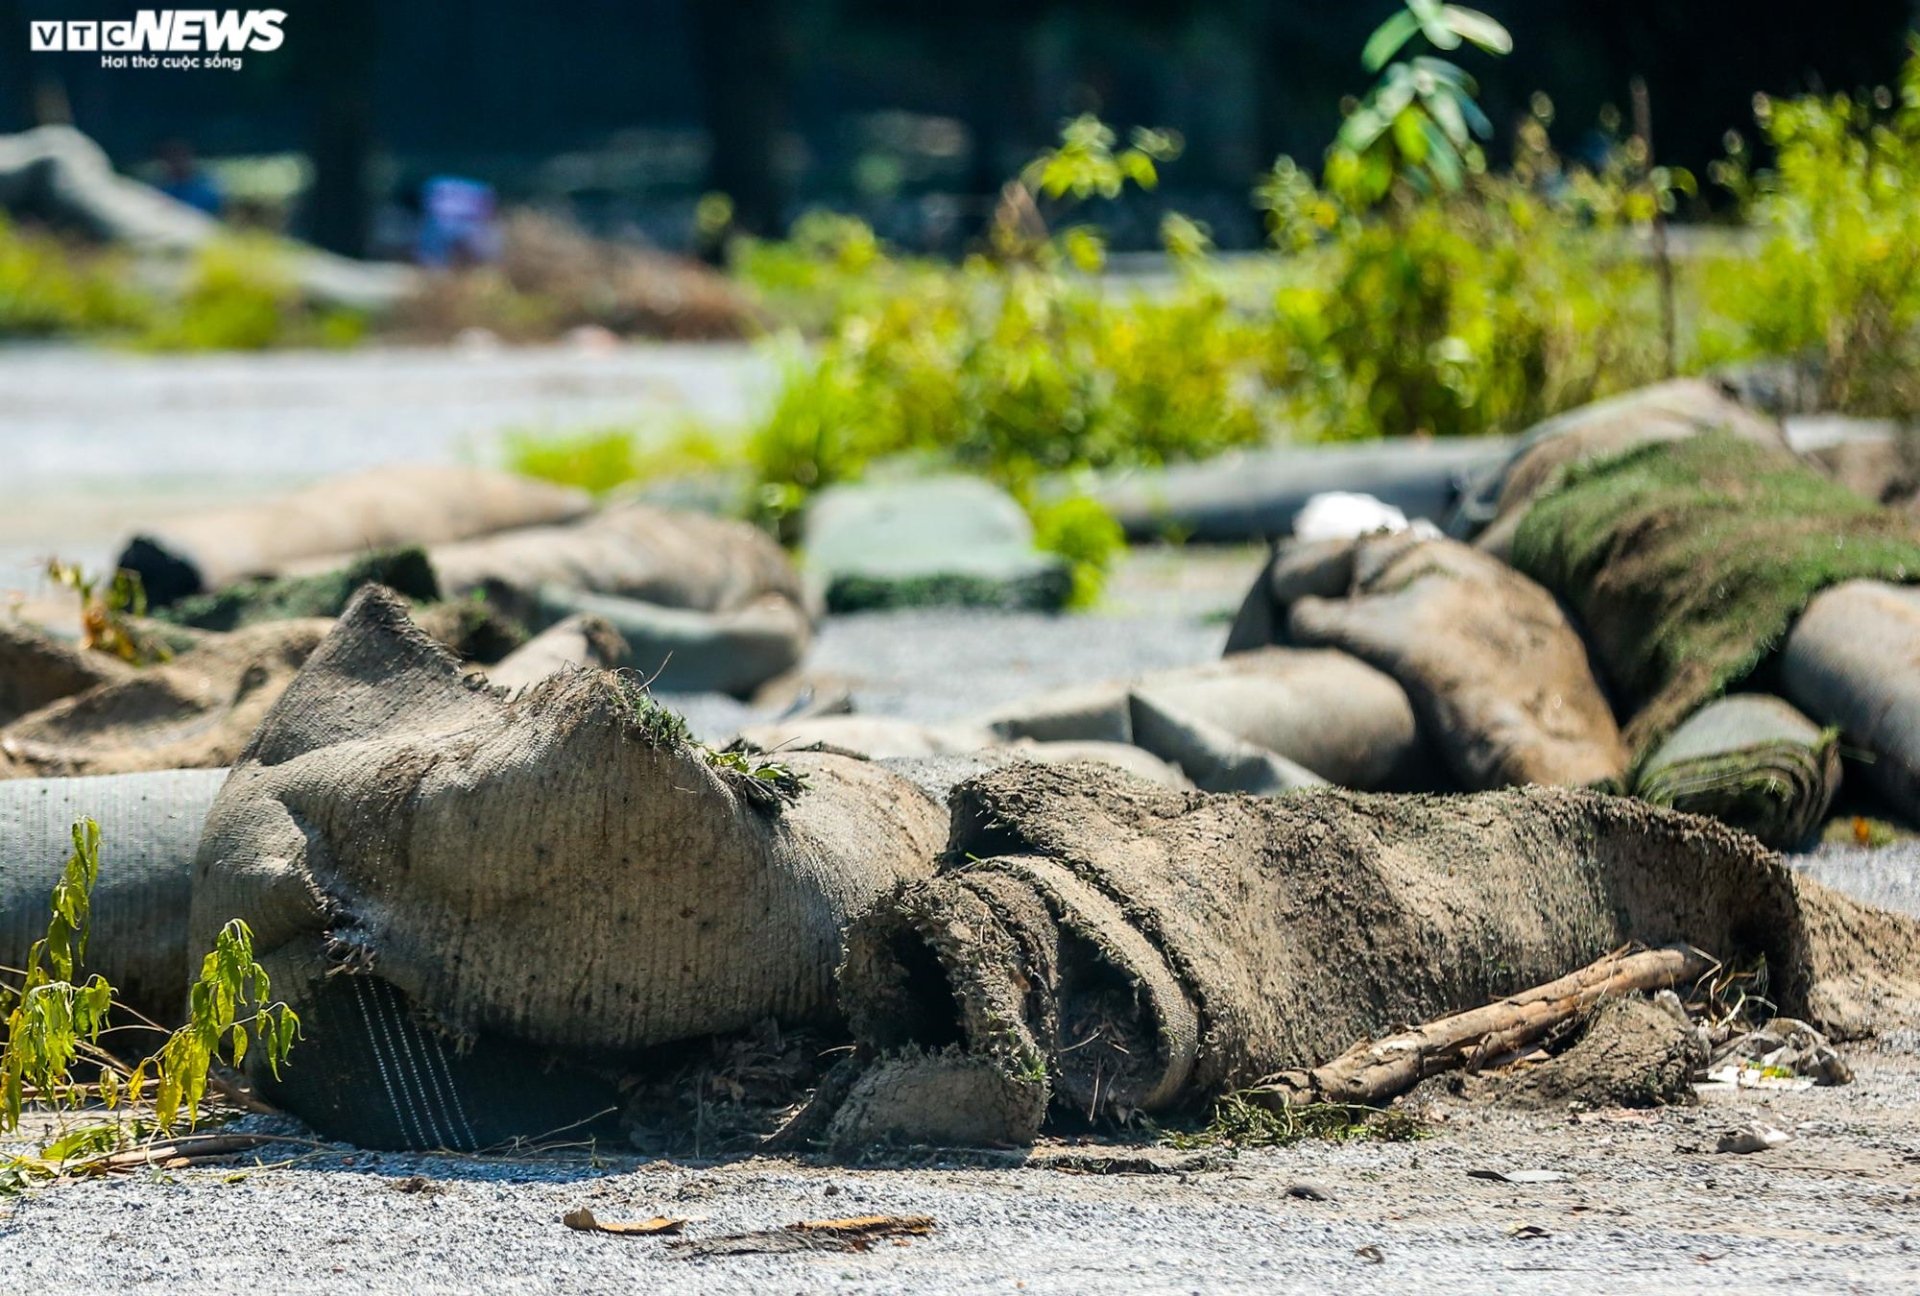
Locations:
115;464;816;697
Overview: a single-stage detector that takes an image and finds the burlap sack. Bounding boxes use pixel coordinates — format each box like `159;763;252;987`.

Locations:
189;587;945;1150
117;466;590;605
1634;695;1840;850
428;501;806;615
733;715;1193;787
1228;532;1627;790
1453;378;1786;558
0;621;132;726
0;769;226;1024
483;614;628;693
830;763;1920;1147
0;620;332;779
1783;580;1920;811
977;648;1433;791
155;549;440;632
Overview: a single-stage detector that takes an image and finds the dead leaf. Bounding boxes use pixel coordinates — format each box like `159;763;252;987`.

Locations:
788;1214;936;1239
1355;1244;1385;1264
563;1207;686;1237
671;1214;934;1260
1507;1224;1551;1240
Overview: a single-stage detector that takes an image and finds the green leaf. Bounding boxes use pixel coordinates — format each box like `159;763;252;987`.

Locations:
1439;5;1512;55
1362;9;1422;71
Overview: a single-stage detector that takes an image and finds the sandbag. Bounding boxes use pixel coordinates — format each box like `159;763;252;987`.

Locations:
189;587;946;1150
1810;436;1920;508
0;620;332;779
1783;580;1920;812
0;769;226;1024
977;648;1432;791
1634;695;1840;850
533;586;811;698
1089;438;1513;543
1451;378;1786;557
1509;433;1920;757
154;549;440;632
484;614;628;693
1227;532;1627;791
802;477;1071;612
428;501;805;615
733;716;1193;787
117;466;590;605
0;621;131;726
830;763;1920;1146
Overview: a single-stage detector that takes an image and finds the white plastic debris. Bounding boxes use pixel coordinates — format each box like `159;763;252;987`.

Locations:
1705;1017;1852;1091
1292;491;1433;543
1716;1121;1793;1154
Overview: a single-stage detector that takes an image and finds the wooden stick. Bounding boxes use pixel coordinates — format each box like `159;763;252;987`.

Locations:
1244;944;1713;1110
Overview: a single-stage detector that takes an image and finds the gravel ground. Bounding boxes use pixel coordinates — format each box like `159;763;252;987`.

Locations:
6;343;1920;1292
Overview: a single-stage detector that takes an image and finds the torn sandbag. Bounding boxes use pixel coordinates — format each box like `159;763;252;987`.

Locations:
1227;531;1627;790
802;477;1072;613
1809;436;1920;508
1634;695;1839;850
1783;580;1920;810
829;763;1920;1146
1509;433;1920;757
153;548;440;632
0;620;331;779
116;466;590;605
188;587;945;1150
977;648;1432;791
484;614;628;693
1087;437;1512;543
1450;378;1786;557
428;501;805;615
0;769;226;1024
532;587;810;698
0;620;132;725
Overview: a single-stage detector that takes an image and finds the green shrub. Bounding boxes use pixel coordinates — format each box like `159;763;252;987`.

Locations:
503;422;732;496
0;217;152;338
1698;44;1920;415
1030;494;1126;609
139;236;365;352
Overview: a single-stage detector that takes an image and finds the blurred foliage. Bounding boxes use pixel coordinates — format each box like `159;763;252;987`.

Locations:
1696;42;1920;416
502;422;730;495
138;237;365;351
0;217;152;338
1258;99;1676;440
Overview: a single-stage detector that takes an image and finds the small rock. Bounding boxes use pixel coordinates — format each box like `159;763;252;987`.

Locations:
1285;1181;1332;1201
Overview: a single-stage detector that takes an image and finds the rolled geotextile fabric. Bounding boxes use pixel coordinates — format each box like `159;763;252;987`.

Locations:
532;586;811;699
1227;532;1627;791
0;621;132;726
154;549;441;632
484;614;628;693
116;466;590;606
0;769;227;1023
1089;438;1514;544
975;648;1433;791
1449;378;1787;557
829;763;1920;1148
190;588;946;1150
0;620;333;780
1635;695;1840;850
1783;580;1920;813
428;501;807;617
1509;434;1920;757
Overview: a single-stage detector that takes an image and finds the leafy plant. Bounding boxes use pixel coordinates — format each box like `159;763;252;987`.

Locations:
1;820;299;1187
1699;44;1920;415
138;236;366;352
1334;0;1511;205
44;560;166;665
1160;1093;1428;1150
502;423;730;496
